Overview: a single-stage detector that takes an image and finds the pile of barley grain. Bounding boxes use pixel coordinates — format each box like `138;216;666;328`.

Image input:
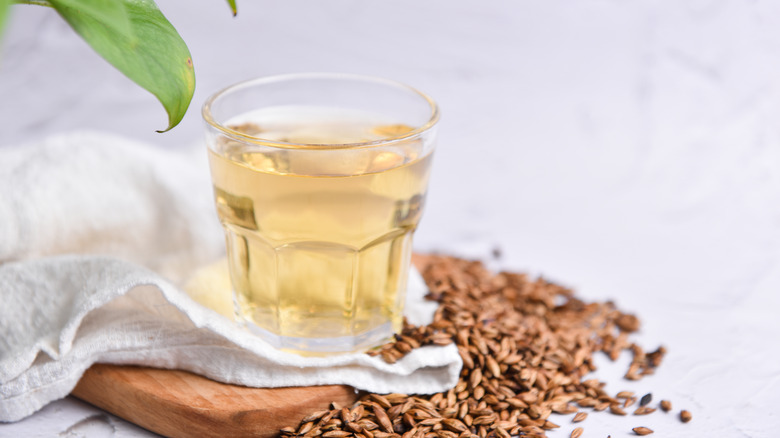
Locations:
281;255;689;438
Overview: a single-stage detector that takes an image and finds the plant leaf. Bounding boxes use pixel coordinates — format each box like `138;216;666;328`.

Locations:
50;0;195;132
0;0;11;38
226;0;236;16
50;0;134;40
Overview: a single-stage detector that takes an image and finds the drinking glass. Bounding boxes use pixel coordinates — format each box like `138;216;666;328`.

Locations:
202;73;439;354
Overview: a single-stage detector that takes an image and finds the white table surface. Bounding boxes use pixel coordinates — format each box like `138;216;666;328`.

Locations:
2;1;779;436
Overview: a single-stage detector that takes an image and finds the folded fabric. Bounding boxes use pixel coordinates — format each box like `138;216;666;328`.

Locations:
0;131;461;422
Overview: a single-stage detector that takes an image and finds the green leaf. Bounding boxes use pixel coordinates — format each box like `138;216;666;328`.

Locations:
0;0;11;38
226;0;236;16
49;0;134;40
50;0;195;132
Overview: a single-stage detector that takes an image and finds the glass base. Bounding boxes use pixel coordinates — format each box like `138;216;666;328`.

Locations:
243;318;394;356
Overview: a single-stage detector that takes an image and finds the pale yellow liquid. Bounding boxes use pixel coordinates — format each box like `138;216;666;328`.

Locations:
207;107;433;352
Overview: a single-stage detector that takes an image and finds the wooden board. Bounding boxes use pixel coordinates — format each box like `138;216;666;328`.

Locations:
71;255;435;438
72;364;359;438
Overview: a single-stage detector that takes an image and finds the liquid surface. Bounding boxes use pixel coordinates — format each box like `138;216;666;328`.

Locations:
207;106;433;353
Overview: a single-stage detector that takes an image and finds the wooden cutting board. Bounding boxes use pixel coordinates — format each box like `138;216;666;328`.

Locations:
71;365;358;438
71;255;434;438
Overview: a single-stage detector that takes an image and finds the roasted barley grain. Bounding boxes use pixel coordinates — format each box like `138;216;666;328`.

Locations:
281;256;672;438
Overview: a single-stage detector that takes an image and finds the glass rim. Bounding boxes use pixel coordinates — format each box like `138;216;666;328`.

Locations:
201;72;440;150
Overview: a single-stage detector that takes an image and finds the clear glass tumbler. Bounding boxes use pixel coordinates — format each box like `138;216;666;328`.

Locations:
202;73;439;354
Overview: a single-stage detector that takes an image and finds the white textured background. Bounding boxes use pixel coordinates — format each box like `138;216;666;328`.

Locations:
2;1;780;436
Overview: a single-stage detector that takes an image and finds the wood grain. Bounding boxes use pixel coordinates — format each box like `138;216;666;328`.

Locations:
72;364;359;438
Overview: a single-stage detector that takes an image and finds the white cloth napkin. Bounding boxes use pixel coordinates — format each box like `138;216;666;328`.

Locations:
0;131;461;423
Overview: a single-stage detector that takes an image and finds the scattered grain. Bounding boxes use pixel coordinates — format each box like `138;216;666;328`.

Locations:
279;255;670;438
632;426;654;435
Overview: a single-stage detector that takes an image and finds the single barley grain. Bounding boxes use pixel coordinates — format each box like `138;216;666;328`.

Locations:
609;405;627;416
633;406;656;415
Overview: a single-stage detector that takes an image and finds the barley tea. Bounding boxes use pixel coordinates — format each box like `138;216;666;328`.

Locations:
207;106;434;353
